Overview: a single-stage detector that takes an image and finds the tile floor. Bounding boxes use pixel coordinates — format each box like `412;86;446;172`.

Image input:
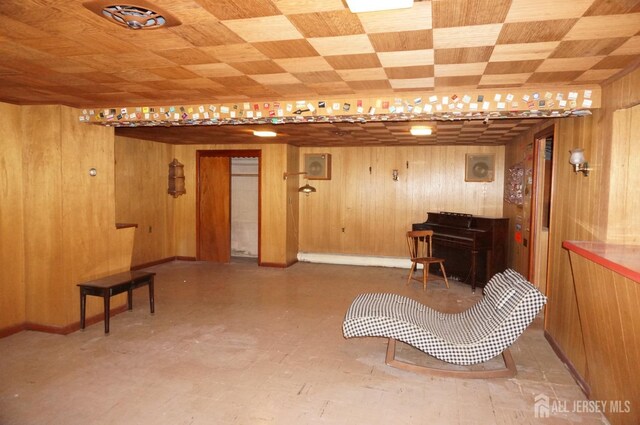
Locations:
0;260;609;425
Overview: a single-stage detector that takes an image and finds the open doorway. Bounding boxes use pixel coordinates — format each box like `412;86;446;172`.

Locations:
196;150;261;263
231;157;259;259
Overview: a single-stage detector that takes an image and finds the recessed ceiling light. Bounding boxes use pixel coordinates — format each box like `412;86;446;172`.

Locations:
253;130;277;138
346;0;413;13
410;126;432;136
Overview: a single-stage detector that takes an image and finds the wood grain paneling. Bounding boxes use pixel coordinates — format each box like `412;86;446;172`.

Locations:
608;103;640;243
22;105;66;326
286;145;300;265
172;143;293;265
4;104;136;331
542;115;598;385
511;67;640;405
566;249;640;425
115;136;175;267
259;144;288;265
298;145;505;257
0;102;25;331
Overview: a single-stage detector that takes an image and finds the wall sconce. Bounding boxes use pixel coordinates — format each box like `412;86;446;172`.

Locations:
568;148;591;177
168;158;186;197
298;183;316;195
283;171;316;195
392;169;399;181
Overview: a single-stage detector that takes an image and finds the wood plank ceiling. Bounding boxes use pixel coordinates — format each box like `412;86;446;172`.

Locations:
0;0;638;145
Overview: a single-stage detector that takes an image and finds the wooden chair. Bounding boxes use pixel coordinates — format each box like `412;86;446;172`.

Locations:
406;230;449;290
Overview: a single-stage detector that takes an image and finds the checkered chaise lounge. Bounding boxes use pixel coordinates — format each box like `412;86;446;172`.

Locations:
342;269;547;378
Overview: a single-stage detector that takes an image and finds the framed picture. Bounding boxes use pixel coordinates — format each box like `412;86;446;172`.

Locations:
465;154;495;182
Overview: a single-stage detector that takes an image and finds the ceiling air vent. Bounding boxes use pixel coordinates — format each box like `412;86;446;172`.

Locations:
83;1;181;30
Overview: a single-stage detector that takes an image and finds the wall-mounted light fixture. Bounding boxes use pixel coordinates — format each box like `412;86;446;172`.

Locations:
283;171;316;195
298;183;316;195
168;158;186;197
392;169;399;181
568;148;591;177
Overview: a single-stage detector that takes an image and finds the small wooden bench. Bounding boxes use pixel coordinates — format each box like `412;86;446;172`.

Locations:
78;270;156;334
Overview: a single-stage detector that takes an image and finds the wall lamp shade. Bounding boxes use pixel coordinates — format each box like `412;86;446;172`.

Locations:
569;148;591;176
283;171;316;195
346;0;413;13
168;158;186;197
298;183;316;195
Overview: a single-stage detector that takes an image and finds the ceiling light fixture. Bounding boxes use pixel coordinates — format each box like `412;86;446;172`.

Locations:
410;126;433;136
253;130;277;138
83;0;181;30
346;0;413;13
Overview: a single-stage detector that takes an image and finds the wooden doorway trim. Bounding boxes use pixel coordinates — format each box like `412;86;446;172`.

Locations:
528;126;554;284
196;149;262;263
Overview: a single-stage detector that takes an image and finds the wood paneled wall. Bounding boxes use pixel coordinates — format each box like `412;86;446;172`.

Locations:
115;136;175;266
169;143;295;266
503;120;555;279
298;145;505;257
608;103;640;244
0;102;135;334
21;105;66;326
502;67;640;404
286;145;300;265
0;102;25;332
567;248;640;425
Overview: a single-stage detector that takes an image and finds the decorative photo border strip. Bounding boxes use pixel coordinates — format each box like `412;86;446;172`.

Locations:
79;87;598;127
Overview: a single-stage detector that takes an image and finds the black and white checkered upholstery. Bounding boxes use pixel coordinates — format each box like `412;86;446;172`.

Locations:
342;270;546;365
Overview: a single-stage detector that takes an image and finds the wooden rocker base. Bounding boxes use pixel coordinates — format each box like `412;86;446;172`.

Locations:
385;338;517;379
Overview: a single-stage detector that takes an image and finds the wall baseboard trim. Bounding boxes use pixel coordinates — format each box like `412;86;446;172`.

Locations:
132;256;197;270
297;252;411;269
0;323;26;339
544;330;590;397
1;305;129;338
259;261;290;268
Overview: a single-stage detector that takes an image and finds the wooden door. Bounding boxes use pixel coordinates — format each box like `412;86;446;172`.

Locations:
198;156;231;262
529;132;554;293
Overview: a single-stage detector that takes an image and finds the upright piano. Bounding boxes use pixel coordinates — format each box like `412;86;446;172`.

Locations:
412;212;509;291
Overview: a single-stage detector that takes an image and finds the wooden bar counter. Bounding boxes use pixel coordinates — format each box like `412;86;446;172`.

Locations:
562;241;639;425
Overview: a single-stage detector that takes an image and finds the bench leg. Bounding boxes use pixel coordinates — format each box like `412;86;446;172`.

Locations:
80;290;86;330
149;277;155;314
127;288;133;311
103;293;110;334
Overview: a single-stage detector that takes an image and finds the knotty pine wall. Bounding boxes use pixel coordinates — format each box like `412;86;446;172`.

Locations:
298;145;505;257
0;102;135;335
